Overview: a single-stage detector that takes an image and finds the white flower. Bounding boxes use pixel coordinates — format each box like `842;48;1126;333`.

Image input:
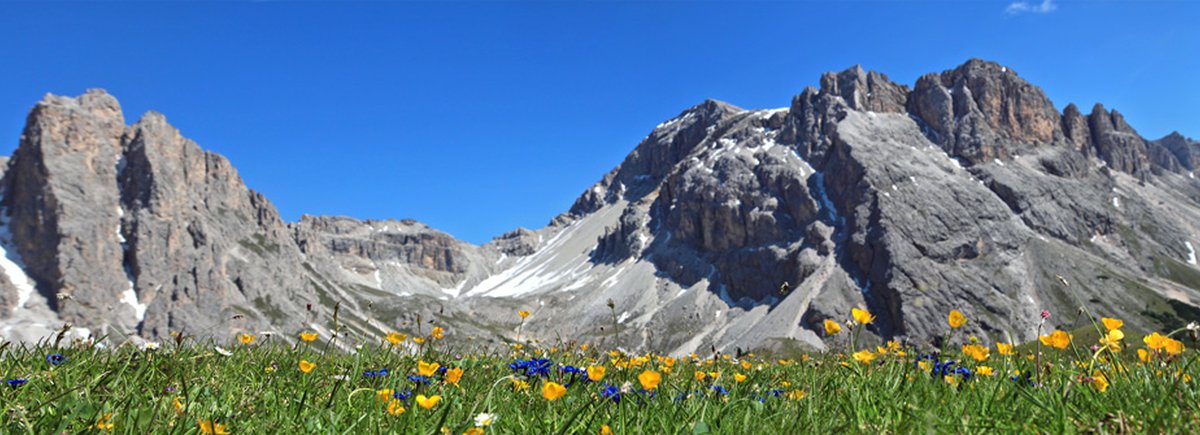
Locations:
214;346;233;356
474;413;498;427
332;375;350;381
1187;322;1199;332
143;342;160;351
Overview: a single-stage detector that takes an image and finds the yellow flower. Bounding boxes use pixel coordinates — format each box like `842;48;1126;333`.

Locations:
1039;330;1071;349
740;360;751;370
416;394;441;410
734;373;747;383
918;360;932;372
239;333;255;345
694;370;706;381
996;342;1014;356
377;389;395;402
1163;338;1185;355
638;370;662;390
511;379;530;391
587;365;606;382
387;399;406;415
198;420;230;435
413;337;426;344
1138;348;1151;362
823;319;842;335
264;365;276;374
977;366;994;377
173;397;185;415
464;429;484;435
852;308;875;325
446;367;464;385
431;327;445;340
580;344;589;351
542;381;567;401
962;344;989;362
786;389;807;400
1099;329;1124;352
518;310;531;319
94;413;114;431
418;361;440;377
944;375;959;386
852;350;876;364
1090;370;1109;393
299;331;318;342
386;331;406;346
1144;332;1168;350
299;360;316;373
599;425;613;435
1101;317;1124;332
947;310;967;329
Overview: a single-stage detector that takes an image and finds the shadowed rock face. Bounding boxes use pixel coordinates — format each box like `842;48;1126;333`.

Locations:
2;58;1199;356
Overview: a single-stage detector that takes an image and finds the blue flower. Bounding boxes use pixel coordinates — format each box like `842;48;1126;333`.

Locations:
710;385;729;395
363;368;389;377
47;353;66;365
392;389;414;401
407;375;431;385
509;358;553;377
558;364;586;375
600;384;621;404
5;379;27;387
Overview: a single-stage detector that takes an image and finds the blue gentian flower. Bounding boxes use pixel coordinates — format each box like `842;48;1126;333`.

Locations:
6;379;27;387
600;384;621;404
407;375;431;385
710;385;729;395
47;353;66;365
363;368;389;377
392;389;414;401
509;358;553;377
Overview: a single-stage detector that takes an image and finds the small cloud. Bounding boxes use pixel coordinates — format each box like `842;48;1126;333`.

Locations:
1006;0;1057;15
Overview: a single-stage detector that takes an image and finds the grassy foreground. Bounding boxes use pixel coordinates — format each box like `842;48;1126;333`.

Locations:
0;311;1197;434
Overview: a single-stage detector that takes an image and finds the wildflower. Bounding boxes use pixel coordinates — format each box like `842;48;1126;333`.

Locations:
1089;370;1109;393
580;344;589;351
418;361;440;377
143;342;160;351
518;310;531;319
823;319;842;335
385;331;406;346
94;413;114;431
464;429;484;435
173;397;185;415
511;379;530;391
198;420;230;435
431;327;445;340
734;373;747;383
996;343;1013;356
852;350;876;364
944;375;959;387
1101;317;1123;332
600;384;622;403
1099;329;1124;352
638;370;662;390
542;381;567;401
694;371;707;381
413;337;426;344
1041;310;1050;319
977;366;995;377
588;365;606;382
214;346;233;357
299;360;316;373
363;368;389;377
786;389;807;400
1144;332;1168;350
1039;330;1071;349
1163;338;1185;356
948;310;967;329
415;394;441;410
917;360;932;372
852;308;875;325
299;331;318;342
377;389;395;402
387;399;406;415
238;333;255;345
408;375;432;385
474;413;497;427
509;358;552;377
445;367;464;385
600;425;614;435
1138;348;1151;362
962;344;989;362
47;353;66;365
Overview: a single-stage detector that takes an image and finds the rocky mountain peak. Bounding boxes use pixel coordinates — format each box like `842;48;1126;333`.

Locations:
819;65;908;113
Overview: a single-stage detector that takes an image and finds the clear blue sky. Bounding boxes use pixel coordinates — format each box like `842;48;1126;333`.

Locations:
1;1;1196;244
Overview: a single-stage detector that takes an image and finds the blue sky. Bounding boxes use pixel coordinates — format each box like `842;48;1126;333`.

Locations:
1;1;1196;244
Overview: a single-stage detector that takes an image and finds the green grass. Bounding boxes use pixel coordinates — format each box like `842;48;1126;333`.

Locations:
1;323;1197;434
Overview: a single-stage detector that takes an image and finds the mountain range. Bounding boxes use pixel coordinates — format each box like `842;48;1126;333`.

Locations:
2;58;1199;355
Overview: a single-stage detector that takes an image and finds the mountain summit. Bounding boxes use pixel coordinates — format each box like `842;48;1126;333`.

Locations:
2;59;1198;354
